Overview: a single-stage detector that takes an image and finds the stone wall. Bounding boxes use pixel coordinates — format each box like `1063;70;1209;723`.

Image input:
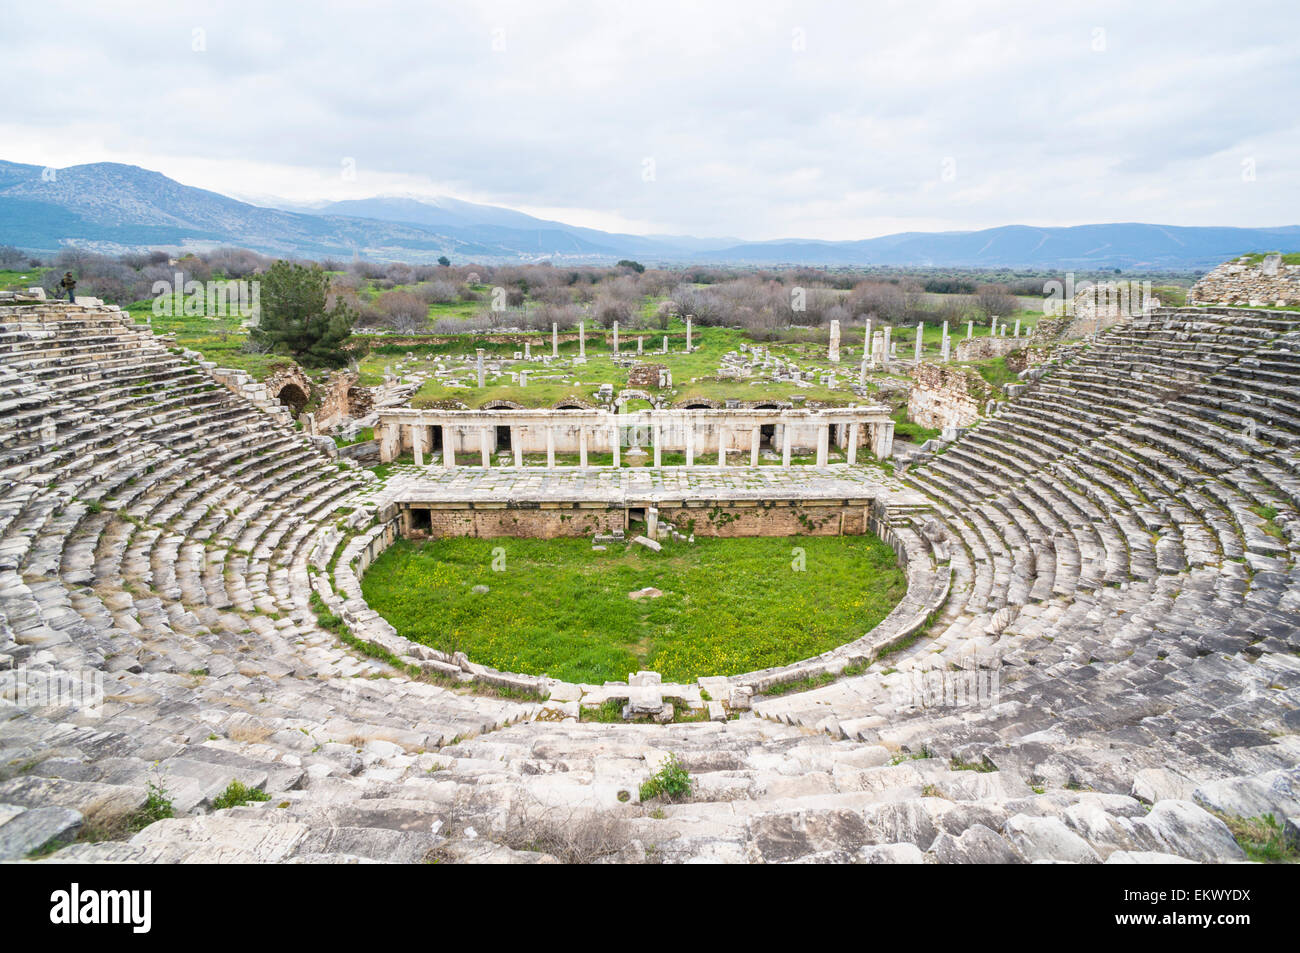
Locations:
314;370;371;431
1188;254;1300;307
907;363;990;430
205;363;295;426
400;500;873;539
656;501;870;537
628;363;669;389
408;504;626;538
953;335;1024;362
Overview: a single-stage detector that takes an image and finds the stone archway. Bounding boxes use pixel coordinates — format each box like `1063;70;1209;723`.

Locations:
276;382;309;416
615;388;660;410
265;365;314;418
676;397;722;410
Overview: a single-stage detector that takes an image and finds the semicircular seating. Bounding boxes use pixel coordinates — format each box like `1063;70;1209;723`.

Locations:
1;300;1296;864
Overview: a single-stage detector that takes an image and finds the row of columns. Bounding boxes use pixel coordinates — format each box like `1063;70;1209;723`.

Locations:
408;420;874;470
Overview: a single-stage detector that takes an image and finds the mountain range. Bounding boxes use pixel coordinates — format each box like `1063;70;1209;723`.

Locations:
2;159;1297;269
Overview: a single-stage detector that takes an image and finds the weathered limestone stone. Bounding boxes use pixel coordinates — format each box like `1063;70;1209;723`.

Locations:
0;806;83;859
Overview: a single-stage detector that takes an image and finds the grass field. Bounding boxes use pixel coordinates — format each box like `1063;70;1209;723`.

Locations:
361;534;907;683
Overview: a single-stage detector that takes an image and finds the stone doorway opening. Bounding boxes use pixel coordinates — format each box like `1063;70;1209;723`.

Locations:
277;382;308;416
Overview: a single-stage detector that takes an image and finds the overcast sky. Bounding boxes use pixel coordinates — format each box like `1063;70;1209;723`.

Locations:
3;0;1298;240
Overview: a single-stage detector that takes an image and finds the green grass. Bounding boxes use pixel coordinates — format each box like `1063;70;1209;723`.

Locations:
1241;252;1300;266
1216;813;1297;863
891;405;941;444
361;534;908;683
0;267;48;290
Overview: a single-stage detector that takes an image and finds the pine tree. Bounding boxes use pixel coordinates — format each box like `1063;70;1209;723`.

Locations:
249;261;356;367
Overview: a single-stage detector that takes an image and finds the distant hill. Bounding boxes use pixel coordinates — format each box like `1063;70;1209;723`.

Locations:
2;159;1297;269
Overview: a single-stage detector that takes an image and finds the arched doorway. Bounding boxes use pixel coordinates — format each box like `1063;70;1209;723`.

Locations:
276;382;308;416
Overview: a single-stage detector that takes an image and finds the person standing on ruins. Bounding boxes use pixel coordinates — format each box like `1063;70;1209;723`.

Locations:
60;271;76;302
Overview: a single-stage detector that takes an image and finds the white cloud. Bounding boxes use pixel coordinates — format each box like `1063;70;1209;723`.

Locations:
2;0;1297;239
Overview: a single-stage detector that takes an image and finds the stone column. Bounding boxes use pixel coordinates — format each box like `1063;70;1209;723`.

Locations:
646;506;659;539
412;424;424;467
519;370;528;388
662;335;668;353
480;427;490;467
915;322;924;362
859;320;872;384
637;336;643;355
685;315;692;352
750;425;761;466
1014;318;1021;337
990;316;998;338
524;341;531;360
546;427;555;468
871;420;895;459
513;430;523;468
942;335;951;362
578;322;586;360
612;320;619;356
611;425;620;468
828;319;841;363
476;348;485;388
816;425;829;466
653;423;662;467
444;427;456;470
847;422;859;466
579;427;588;468
552;322;559;357
967;320;973;340
881;326;892;368
781;426;792;466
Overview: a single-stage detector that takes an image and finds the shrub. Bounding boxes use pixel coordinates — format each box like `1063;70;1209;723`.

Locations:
127;777;175;832
211;780;271;811
639;753;692;802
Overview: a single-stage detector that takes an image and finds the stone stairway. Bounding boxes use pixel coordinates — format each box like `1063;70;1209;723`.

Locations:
2;301;1298;864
